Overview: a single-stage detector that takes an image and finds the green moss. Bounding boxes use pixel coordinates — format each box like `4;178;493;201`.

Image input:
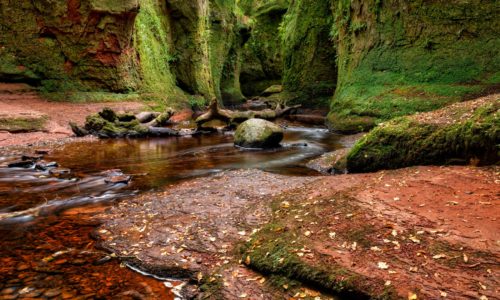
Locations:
240;0;287;97
280;0;337;107
134;0;187;105
241;221;395;299
329;0;500;132
346;99;500;172
0;116;48;133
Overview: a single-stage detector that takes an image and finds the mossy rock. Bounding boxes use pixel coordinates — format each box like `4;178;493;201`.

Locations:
0;115;48;133
83;108;149;138
234;118;284;148
327;113;376;134
346;96;500;172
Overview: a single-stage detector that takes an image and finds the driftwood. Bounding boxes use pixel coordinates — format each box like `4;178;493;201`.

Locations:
195;98;301;127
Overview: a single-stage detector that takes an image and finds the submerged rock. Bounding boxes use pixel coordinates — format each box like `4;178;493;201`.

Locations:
234;118;284;148
8;160;35;168
306;148;348;175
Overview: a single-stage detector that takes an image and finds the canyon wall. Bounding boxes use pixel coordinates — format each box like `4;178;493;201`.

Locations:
328;0;500;132
0;0;498;123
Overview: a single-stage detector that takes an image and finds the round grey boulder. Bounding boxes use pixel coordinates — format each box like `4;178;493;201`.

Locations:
234;118;284;148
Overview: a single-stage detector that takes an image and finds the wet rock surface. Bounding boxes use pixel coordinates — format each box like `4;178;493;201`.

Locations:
234;119;284;148
96;165;499;299
96;169;317;298
243;166;500;299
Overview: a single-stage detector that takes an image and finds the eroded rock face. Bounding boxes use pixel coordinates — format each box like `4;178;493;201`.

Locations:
0;0;140;91
234;118;283;148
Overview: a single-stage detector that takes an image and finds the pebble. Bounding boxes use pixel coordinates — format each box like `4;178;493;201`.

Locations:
105;175;131;185
43;288;61;298
20;289;42;298
1;288;17;295
16;264;29;271
61;291;74;299
35;149;50;155
7;160;34;168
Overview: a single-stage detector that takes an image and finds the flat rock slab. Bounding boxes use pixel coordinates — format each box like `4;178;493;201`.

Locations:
96;169;315;298
243;165;499;299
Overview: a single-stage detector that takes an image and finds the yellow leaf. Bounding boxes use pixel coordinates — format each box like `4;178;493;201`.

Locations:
245;255;251;265
377;262;389;269
408;291;418;300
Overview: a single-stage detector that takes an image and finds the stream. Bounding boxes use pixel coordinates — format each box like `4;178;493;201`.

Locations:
0;127;343;299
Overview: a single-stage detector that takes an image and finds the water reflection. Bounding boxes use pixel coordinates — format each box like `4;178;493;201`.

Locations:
0;127;341;299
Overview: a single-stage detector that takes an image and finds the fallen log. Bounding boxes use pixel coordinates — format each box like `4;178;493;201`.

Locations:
195;98;301;127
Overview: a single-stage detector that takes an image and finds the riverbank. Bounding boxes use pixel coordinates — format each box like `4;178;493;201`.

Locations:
96;166;499;299
0;83;145;147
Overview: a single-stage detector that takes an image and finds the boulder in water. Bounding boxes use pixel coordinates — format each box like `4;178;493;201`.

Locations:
234;118;283;148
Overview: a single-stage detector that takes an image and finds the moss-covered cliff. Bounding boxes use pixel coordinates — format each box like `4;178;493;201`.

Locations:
280;0;337;106
328;0;500;133
0;0;141;92
0;0;246;106
1;0;498;116
238;0;288;97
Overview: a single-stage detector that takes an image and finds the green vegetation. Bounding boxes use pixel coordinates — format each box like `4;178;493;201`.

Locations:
329;0;500;132
240;194;397;299
133;0;186;105
280;0;337;106
0;115;48;133
346;98;499;172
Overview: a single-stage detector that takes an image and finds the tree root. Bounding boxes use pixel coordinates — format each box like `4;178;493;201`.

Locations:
195;98;301;127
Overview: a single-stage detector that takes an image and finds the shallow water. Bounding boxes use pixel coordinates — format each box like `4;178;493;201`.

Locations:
0;127;342;299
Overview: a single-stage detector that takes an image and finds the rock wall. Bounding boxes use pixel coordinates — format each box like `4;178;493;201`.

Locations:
165;0;245;104
328;0;500;132
239;0;288;97
0;0;140;92
1;0;498;115
0;0;245;106
280;0;337;106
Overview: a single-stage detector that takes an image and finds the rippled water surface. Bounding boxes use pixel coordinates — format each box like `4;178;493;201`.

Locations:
0;127;342;299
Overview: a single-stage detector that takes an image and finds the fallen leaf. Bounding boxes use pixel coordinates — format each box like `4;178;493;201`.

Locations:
377;262;389;269
463;253;468;263
409;235;421;244
408;291;418;300
432;254;447;259
440;291;447;297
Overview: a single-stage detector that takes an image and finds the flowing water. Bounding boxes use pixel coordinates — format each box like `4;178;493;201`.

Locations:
0;127;343;299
